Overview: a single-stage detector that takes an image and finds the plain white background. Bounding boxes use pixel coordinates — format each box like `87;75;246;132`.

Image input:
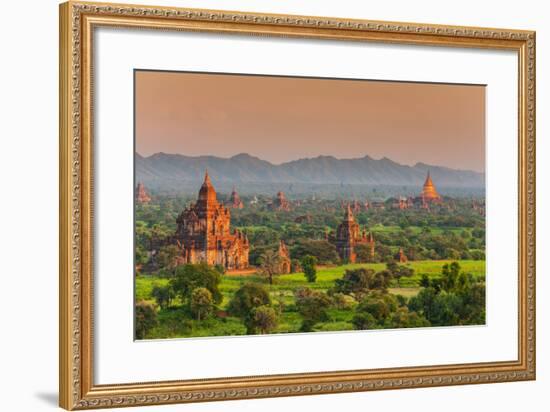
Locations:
0;0;546;411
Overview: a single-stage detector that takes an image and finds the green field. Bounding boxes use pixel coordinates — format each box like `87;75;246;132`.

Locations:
136;259;485;339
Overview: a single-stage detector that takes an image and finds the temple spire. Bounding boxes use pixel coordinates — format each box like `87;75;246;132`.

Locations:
228;184;244;209
136;182;151;204
344;203;354;221
421;170;441;201
424;170;433;185
198;169;218;206
204;169;211;185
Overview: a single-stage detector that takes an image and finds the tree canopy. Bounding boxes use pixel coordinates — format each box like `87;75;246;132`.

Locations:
169;263;223;304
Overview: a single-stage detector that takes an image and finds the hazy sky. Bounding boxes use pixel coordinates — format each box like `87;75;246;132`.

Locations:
135;70;485;172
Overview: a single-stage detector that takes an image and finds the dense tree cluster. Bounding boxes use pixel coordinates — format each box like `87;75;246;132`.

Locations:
135;260;485;338
408;262;485;326
332;268;393;298
227;283;272;334
294;287;333;332
136;196;485;274
134;195;486;339
169;263;223;305
135;301;157;339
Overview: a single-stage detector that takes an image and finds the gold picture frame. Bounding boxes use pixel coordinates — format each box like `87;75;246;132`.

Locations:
59;1;536;409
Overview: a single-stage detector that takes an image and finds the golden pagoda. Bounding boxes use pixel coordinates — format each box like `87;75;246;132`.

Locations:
421;171;441;201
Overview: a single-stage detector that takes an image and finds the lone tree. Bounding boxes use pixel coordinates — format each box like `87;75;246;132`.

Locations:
333;268;394;298
228;283;272;334
135;301;157;339
294;287;332;332
169;263;223;305
441;261;461;292
386;262;414;287
301;255;317;283
258;250;282;285
251;305;278;334
190;287;213;321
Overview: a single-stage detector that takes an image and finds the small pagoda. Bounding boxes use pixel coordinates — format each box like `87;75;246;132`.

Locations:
136;182;152;204
270;191;291;211
228;186;244;209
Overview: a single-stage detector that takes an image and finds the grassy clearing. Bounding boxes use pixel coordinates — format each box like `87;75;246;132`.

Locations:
136;259;485;338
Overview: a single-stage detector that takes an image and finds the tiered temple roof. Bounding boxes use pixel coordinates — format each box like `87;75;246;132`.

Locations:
173;171;249;270
329;204;375;263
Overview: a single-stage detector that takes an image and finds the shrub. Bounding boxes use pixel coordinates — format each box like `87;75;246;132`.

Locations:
388;307;430;328
351;312;378;330
135;301;157;339
251;305;279;334
333;268;375;296
151;285;174;310
331;293;356;310
333;268;393;297
386;262;414;287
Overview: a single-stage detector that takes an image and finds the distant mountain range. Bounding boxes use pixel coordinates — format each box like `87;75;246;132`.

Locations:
136;153;484;193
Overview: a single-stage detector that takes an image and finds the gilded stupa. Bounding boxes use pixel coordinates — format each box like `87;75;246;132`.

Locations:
421;171;442;201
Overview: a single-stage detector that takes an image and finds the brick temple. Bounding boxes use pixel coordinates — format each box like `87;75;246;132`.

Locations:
173;171;249;270
278;239;291;274
135;182;151;204
270;191;291;211
329;204;375;263
227;186;244;209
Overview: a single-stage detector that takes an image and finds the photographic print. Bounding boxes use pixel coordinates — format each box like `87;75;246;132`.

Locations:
134;70;486;340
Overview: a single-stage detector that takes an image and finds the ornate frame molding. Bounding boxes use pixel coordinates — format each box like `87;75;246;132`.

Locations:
59;1;536;410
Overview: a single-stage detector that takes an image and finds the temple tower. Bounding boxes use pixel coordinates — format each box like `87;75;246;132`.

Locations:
270;191;291;211
174;170;249;270
228;186;244;209
421;171;442;202
330;204;375;263
136;182;151;204
278;240;291;274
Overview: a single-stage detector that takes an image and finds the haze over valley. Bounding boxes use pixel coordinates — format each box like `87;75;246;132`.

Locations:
136;152;484;197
